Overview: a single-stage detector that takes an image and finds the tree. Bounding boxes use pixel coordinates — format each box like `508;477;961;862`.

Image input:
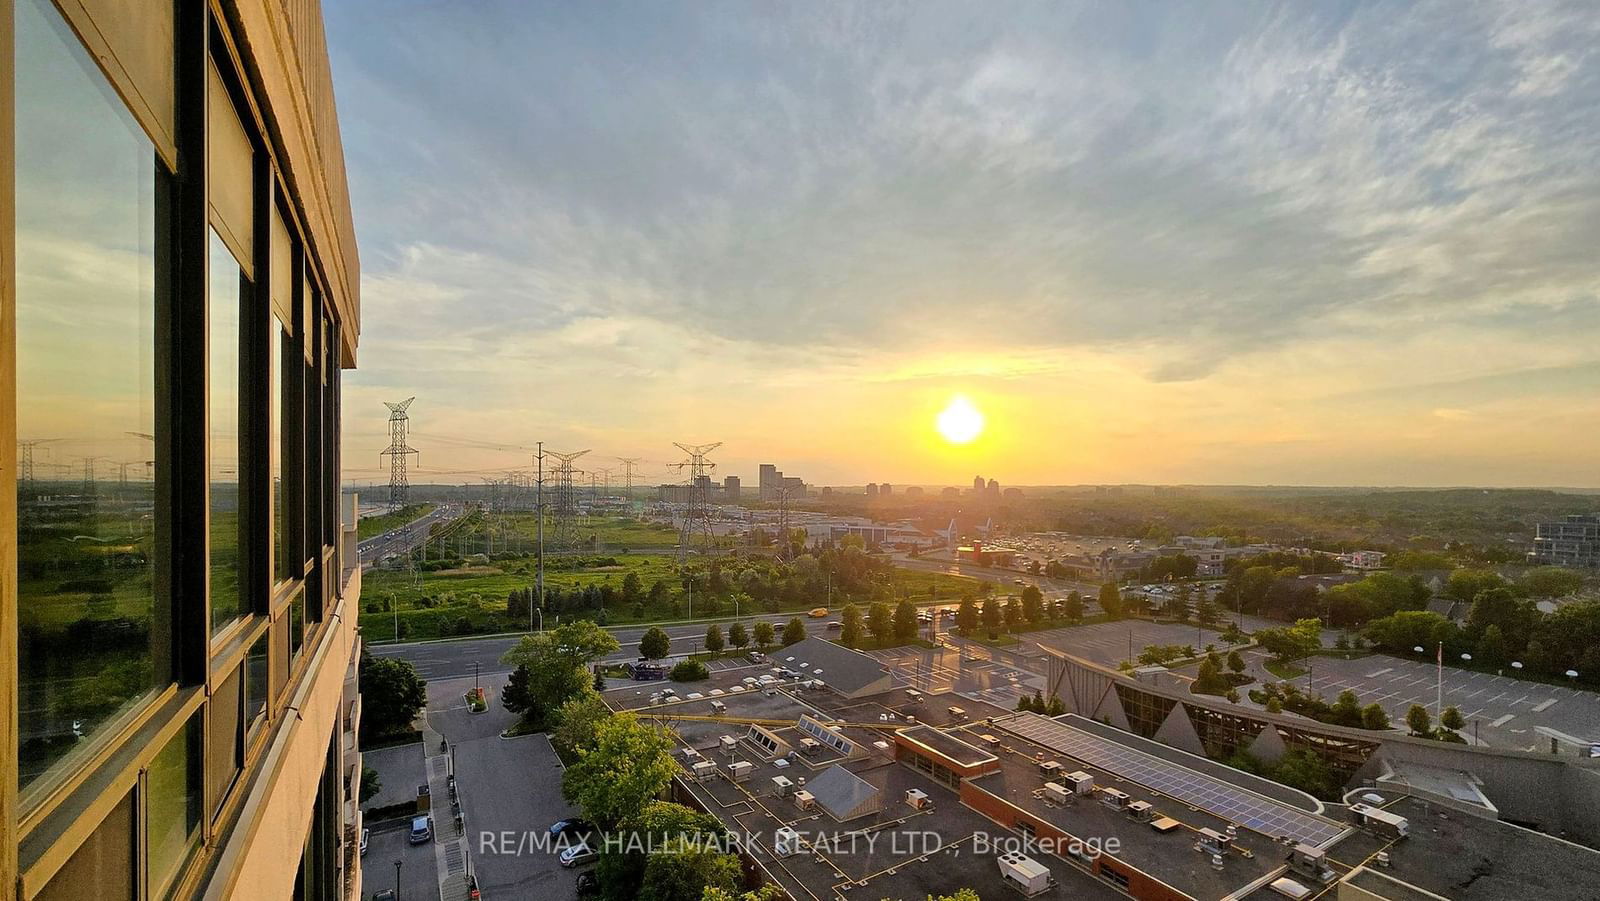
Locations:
956;597;978;633
781;617;806;646
1520;566;1584;599
604;802;731;900
670;659;709;682
1195;595;1219;627
1227;650;1246;674
640;840;742;901
622;571;644;604
703;624;724;655
980;597;1000;635
552;690;611;755
1257;618;1322;663
727;622;748;649
1466;587;1536;651
1021;585;1044;623
1440;705;1465;733
1063;590;1084;622
359;655;427;741
1330;690;1362;728
840;604;864;648
753;620;775;649
1361;703;1391;731
500;625;617;726
1446;568;1507;603
563;713;677;828
502;664;536;716
1195;657;1225;694
1477;624;1507;667
1003;597;1022;629
868;602;893;647
359;764;381;803
1099;582;1123;619
894;599;918;642
1272;750;1340;800
640;627;672;661
1405;704;1432;737
701;887;786;901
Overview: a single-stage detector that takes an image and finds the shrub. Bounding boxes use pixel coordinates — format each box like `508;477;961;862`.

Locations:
670;660;710;682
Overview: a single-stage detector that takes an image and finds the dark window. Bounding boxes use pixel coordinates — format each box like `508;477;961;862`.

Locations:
290;591;306;660
15;0;167;790
273;313;290;582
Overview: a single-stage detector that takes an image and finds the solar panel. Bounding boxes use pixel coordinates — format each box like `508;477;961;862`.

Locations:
992;714;1343;847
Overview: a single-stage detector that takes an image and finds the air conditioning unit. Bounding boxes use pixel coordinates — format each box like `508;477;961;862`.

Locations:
728;761;753;783
794;790;816;811
1065;771;1094;795
997;851;1051;897
774;827;802;858
771;775;794;797
1042;782;1069;806
691;761;717;782
905;789;932;810
1038;760;1062;779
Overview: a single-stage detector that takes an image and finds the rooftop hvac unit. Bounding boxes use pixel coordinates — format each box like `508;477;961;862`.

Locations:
774;827;802;858
771;775;794;796
719;735;737;751
1038;761;1062;778
691;761;717;782
996;851;1052;897
1126;800;1154;821
1350;803;1409;839
978;733;1001;747
1268;877;1313;900
1197;827;1231;851
905;715;917;724
799;738;821;755
1043;782;1070;806
727;761;753;783
905;789;932;810
793;790;816;811
682;747;702;760
1065;771;1094;795
1374;851;1391;868
1099;787;1130;809
710;700;727;713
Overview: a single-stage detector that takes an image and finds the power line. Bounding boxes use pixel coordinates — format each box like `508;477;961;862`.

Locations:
670;441;721;562
380;398;420;512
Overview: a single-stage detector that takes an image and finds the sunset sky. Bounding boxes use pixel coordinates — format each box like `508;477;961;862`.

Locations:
325;1;1600;489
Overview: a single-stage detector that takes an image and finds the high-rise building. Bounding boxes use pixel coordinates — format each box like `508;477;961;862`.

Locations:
758;463;779;500
723;475;740;500
880;483;892;496
865;483;879;498
4;1;365;897
973;475;985;491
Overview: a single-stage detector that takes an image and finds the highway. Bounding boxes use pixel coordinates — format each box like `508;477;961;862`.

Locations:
356;503;464;570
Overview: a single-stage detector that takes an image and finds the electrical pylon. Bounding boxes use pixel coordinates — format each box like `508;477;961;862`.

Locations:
547;449;589;551
616;457;641;498
380;398;420;512
670;442;720;561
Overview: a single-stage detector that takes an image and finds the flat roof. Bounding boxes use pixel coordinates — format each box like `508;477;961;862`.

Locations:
992;712;1344;847
1359;795;1600;901
897;725;999;768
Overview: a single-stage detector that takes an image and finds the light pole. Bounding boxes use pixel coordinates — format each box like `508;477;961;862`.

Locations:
394;859;403;901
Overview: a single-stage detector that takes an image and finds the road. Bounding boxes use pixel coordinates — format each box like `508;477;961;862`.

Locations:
358;503;465;570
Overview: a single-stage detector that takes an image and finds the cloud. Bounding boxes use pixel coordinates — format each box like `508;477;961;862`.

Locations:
323;0;1600;486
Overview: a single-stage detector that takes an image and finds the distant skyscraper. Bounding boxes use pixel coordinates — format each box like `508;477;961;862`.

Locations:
881;483;892;496
987;478;1000;499
973;474;985;491
759;463;778;500
865;483;879;498
723;474;740;500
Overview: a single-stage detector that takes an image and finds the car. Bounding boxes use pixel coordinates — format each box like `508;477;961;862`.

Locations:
372;891;396;901
746;651;764;662
408;815;433;845
560;842;598;867
359;827;369;857
826;621;842;630
549;818;594;842
808;607;828;618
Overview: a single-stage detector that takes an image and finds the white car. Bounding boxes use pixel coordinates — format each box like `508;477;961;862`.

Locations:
560;842;597;868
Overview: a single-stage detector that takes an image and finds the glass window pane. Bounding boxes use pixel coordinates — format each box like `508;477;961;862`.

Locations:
272;317;287;582
246;633;269;736
15;0;163;789
147;716;201;898
207;668;242;818
209;229;247;633
289;592;305;660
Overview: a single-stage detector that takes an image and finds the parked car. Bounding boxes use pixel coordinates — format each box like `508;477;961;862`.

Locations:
560;842;598;867
549;818;594;843
408;815;433;845
372;891;396;901
359;827;369;857
747;651;765;662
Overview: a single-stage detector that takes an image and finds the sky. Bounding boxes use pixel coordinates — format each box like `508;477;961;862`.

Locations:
325;1;1600;490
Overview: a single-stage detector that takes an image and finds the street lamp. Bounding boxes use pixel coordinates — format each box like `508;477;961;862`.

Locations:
394;859;403;901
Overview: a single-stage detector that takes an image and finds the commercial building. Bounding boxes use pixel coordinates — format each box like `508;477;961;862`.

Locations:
722;475;740;501
4;0;365;898
1529;514;1600;568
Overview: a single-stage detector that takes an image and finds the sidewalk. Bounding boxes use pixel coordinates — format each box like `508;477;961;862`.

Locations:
420;712;477;901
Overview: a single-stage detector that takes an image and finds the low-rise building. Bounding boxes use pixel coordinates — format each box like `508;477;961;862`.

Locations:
1529;514;1600;568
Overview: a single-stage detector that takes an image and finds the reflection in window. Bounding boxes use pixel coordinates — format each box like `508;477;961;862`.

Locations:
290;592;305;660
15;0;163;789
147;716;201;897
209;230;247;632
246;632;269;737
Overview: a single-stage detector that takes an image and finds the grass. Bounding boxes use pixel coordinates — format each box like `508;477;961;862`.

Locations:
1264;658;1309;680
357;504;436;541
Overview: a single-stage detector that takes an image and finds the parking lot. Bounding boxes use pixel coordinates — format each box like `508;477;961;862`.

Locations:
363;814;439;901
1268;651;1600;751
1021;619;1254;668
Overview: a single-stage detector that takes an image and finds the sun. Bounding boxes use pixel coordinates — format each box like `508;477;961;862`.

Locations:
936;395;985;445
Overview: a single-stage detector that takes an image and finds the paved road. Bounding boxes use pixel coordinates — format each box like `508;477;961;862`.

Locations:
359;504;465;569
364;811;439;901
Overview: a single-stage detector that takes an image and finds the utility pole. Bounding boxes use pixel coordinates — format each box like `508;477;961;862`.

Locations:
534;443;544;631
670;442;721;562
380;398;420;512
617;457;641;499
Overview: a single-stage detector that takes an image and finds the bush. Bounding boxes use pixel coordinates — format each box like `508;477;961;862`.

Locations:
670;660;710;682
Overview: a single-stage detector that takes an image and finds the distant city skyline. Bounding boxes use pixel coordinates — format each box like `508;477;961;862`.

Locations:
325;2;1600;488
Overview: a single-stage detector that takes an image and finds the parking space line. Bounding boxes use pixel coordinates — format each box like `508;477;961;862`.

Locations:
1365;668;1393;678
1491;714;1516;727
1532;698;1557;713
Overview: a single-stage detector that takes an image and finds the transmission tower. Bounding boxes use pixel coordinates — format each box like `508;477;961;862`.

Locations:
774;484;794;560
18;441;38;495
379;397;420;512
670;442;721;561
616;457;641;497
80;456;103;496
547;449;589;551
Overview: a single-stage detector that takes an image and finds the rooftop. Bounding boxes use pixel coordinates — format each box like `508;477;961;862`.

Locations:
770;637;893;697
896;724;998;769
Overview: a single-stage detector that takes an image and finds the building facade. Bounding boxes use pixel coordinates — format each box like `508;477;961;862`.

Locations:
1529;514;1600;568
3;0;365;898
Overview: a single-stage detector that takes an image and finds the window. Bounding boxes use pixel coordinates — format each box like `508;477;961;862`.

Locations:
14;0;166;790
147;716;202;898
246;632;270;738
207;668;242;818
290;592;306;660
273;313;289;582
208;229;247;632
